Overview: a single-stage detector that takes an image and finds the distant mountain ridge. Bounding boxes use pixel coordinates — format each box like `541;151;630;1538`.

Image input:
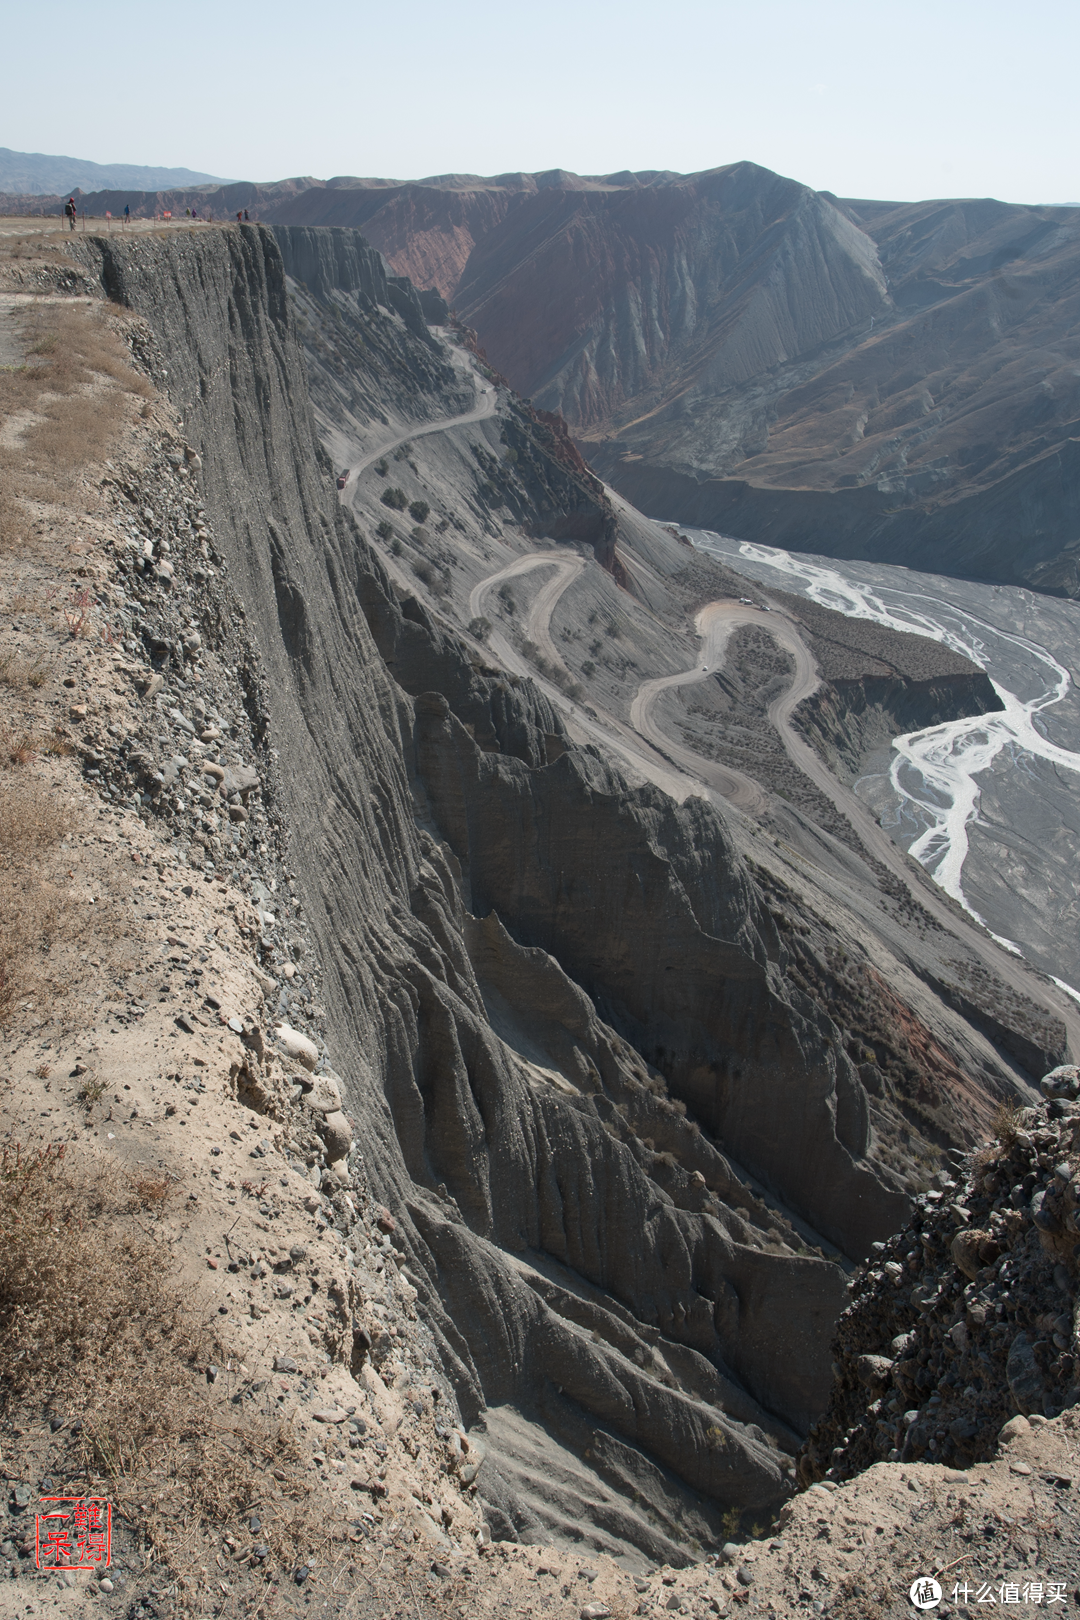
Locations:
274;165;1078;600
259;164;1080;596
9;153;1080;594
0;146;230;194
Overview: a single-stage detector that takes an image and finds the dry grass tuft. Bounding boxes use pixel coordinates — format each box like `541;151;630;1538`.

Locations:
0;776;73;1022
0;725;36;766
0;649;51;690
0;1141;314;1569
0;300;154;554
0;774;71;853
0;480;31;556
0;721;74;768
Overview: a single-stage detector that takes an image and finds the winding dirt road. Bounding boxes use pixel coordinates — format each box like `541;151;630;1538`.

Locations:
468;552;584;676
629;607;775;813
636;600;1080;1056
342;377;498;483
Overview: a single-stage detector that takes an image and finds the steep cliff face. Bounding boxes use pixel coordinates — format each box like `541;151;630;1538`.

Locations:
65;222;960;1560
795;672;1005;785
272;181;520;299
270;224;619;572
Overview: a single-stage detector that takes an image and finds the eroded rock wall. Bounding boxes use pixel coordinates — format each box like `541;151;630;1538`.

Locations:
68;223;909;1560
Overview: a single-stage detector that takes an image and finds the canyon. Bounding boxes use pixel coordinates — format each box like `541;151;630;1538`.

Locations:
13;161;1078;594
2;197;1077;1596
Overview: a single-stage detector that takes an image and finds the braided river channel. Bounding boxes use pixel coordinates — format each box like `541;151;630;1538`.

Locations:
684;530;1080;999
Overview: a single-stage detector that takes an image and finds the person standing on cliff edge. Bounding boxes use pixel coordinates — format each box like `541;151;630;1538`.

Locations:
65;198;76;231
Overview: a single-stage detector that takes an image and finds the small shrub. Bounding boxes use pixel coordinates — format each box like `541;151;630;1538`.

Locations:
992;1099;1022;1148
64;588;94;638
0;653;50;691
468;616;491;642
375;519;394;541
390;538;403;557
408;499;430;524
381;487;407;511
1;727;36;767
581;659;597;678
130;1171;175;1212
374;459;388;476
411;525;429;544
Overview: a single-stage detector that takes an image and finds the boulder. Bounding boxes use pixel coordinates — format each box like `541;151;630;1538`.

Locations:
855;1354;894;1387
303;1074;343;1114
275;1024;319;1070
321;1110;353;1158
1040;1065;1080;1100
951;1228;993;1281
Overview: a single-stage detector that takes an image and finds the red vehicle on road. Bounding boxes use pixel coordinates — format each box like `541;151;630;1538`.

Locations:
336;469;350;490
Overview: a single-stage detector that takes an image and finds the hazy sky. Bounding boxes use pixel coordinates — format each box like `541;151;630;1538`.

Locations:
6;0;1077;203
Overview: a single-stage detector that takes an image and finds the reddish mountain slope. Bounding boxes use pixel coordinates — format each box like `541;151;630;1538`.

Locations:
451;164;887;431
269;179;521;298
34;161;1076;592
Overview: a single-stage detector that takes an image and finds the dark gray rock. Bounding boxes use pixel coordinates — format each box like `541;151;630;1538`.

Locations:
1006;1332;1046;1416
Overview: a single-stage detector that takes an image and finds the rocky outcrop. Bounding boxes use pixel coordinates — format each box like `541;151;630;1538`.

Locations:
271;223;436;344
800;1070;1080;1482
